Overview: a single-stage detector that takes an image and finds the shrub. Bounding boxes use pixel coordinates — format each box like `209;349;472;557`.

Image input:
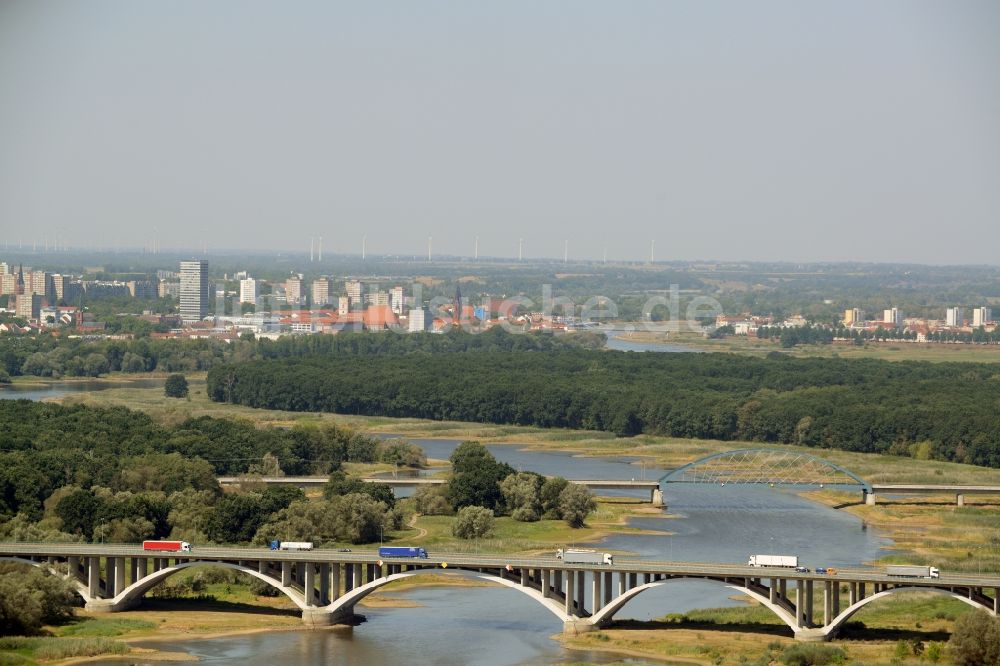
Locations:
949;609;1000;665
451;506;495;539
779;643;846;666
164;374;189;398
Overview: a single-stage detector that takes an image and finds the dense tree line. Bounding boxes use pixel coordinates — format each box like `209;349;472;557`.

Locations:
209;350;1000;467
0;328;601;379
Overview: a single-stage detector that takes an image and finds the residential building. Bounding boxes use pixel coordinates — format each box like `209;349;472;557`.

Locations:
409;307;431;332
127;280;158;299
159;281;180;299
883;308;902;326
15;293;41;320
285;276;303;306
51;274;67;302
239;278;258;304
312;278;331;306
843;308;864;326
372;290;389;307
946;307;963;328
179;260;209;323
973;307;992;328
338;296;349;316
346;280;363;307
391;285;404;314
0;273;15;295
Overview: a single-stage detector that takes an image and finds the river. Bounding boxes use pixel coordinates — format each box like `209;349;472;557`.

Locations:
85;437;890;665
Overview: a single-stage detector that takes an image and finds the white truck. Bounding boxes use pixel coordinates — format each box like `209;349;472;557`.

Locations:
748;554;799;568
270;541;314;551
557;549;614;566
887;565;940;579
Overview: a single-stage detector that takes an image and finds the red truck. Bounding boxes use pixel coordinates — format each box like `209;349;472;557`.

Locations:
142;540;192;552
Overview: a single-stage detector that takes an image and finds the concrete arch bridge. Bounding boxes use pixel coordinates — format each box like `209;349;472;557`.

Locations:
2;544;998;642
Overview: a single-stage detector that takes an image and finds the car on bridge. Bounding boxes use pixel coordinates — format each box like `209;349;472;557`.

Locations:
814;567;838;575
794;566;810;573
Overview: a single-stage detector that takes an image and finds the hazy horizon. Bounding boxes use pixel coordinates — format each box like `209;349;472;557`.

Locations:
2;1;998;264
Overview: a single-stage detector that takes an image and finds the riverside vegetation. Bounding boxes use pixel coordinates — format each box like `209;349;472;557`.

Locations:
207;345;1000;466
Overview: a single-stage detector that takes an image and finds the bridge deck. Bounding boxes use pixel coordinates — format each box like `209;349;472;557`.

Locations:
217;476;660;490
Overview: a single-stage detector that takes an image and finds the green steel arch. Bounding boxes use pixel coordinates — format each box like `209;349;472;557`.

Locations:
660;448;872;493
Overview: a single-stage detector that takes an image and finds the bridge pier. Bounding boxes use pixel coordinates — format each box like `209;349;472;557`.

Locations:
651;487;665;508
957;493;965;507
865;491;876;505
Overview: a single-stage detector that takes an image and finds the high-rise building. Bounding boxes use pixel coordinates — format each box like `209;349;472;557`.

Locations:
391;286;405;314
240;278;258;304
372;290;389;306
51;274;67;302
973;307;992;328
883;308;902;326
0;274;13;295
946;307;963;328
285;276;303;306
338;296;349;316
179;260;209;323
346;280;363;307
843;308;863;326
312;278;331;306
409;307;431;332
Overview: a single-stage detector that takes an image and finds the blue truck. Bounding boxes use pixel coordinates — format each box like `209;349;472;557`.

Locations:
378;546;428;558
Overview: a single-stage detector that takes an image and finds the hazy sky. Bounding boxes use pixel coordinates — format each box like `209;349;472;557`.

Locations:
1;1;998;264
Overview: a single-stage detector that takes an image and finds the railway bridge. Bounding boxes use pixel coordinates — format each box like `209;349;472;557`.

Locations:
2;543;998;641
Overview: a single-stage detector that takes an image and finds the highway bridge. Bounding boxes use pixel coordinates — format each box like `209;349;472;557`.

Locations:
2;543;997;641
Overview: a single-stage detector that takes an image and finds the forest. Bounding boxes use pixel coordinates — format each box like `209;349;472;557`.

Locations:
207;348;1000;467
0;328;602;380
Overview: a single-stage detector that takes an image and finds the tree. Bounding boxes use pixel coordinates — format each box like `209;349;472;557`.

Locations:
205;493;269;543
55;489;103;539
949;609;1000;666
413;485;452;515
323;471;395;507
452;505;495;539
0;563;77;635
500;472;543;522
164;373;189;398
558;483;597;528
540;477;569;519
445;442;515;511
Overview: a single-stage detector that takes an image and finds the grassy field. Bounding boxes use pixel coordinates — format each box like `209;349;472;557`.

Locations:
620;330;1000;363
566;592;962;665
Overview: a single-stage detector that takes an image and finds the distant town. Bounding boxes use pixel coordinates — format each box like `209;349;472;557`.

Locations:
0;257;996;346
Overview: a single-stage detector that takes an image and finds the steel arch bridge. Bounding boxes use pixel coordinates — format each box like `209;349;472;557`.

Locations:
660;448;872;493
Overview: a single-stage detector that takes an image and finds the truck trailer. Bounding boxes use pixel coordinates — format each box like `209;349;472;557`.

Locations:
747;554;798;568
887;565;940;579
556;549;614;566
142;540;191;552
269;541;314;551
378;546;428;558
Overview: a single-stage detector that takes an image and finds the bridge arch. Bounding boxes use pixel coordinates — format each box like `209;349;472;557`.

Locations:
112;561;308;610
661;448;872;493
324;568;571;622
824;586;992;638
0;556;90;603
588;575;799;633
